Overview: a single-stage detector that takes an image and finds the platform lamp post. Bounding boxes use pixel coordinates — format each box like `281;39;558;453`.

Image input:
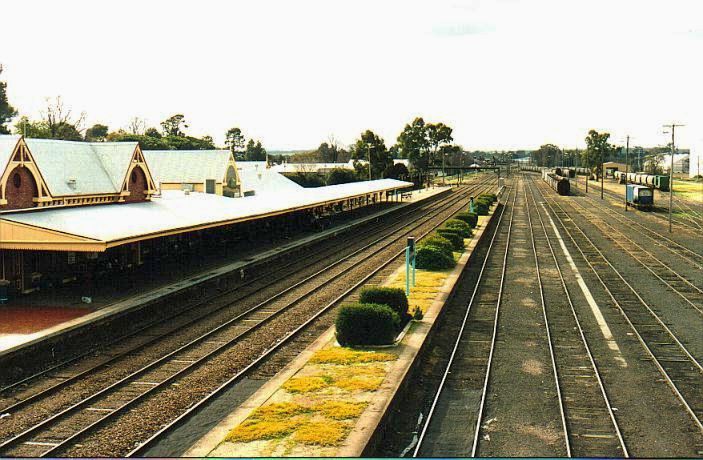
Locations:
663;123;684;233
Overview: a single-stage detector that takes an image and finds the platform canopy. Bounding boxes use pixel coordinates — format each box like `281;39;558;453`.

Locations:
0;179;412;252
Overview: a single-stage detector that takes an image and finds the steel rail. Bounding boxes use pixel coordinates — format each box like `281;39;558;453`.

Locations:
412;184;516;457
576;188;703;270
522;179;570;457
595;183;701;233
564;196;703;316
525;176;628;457
469;183;517;457
0;179;492;415
533;178;703;435
1;180;497;457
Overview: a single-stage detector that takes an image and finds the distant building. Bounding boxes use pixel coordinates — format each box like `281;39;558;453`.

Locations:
143;150;241;197
657;153;689;174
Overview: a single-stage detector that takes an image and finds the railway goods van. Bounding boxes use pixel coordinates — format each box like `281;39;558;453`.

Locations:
626;184;653;209
614;171;670;191
542;169;570;195
520;165;546;173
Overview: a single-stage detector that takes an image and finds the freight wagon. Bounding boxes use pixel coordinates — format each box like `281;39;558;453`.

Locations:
626;184;654;210
613;171;670;192
542;169;570;195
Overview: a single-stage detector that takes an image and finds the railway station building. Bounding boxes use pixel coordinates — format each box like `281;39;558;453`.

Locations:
143;149;242;197
0;135;411;298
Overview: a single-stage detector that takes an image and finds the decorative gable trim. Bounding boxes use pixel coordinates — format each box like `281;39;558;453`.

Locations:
0;138;53;207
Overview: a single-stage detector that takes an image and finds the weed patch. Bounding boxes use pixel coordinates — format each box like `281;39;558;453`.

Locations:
310;348;396;365
227;418;301;442
282;376;332;393
292;421;347;446
314;401;368;420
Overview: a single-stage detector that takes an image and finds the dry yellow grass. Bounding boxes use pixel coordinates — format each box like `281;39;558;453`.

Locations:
309;347;397;365
282;375;332;393
388;268;455;314
334;375;385;392
252;402;311;419
292;421;347;446
314;401;368;420
227;418;301;442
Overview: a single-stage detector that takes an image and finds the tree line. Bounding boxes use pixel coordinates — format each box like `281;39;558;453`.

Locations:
530;130;681;175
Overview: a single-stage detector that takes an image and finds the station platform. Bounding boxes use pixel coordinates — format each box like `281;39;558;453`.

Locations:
0;186;452;360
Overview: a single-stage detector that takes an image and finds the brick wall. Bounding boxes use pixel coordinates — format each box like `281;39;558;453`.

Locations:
2;166;37;210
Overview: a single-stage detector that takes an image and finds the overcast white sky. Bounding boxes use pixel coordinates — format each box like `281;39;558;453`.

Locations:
2;0;702;150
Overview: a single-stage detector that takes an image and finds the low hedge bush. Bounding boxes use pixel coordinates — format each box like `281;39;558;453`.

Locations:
421;234;454;255
336;303;400;346
454;212;478;228
474;200;489;215
359;287;410;324
436;228;465;250
443;219;472;237
479;193;496;203
415;245;456;270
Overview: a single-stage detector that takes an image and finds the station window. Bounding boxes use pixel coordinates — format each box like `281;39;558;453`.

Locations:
131;170;137;183
12;173;21;188
67;252;76;265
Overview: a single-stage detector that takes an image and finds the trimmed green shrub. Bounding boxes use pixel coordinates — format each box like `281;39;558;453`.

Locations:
336;303;400;346
415;245;456;270
436;229;465;250
474;200;489;215
359;287;410;324
443;219;472;237
479;193;496;203
421;234;454;254
456;211;479;228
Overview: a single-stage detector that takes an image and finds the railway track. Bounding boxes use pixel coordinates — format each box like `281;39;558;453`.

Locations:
524;177;628;457
560;196;703;316
0;179;497;457
532;176;703;438
593;182;702;232
574;189;703;271
413;183;516;457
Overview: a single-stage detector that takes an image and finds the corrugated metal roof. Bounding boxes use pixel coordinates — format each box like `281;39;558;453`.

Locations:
238;161;303;195
1;179;412;244
91;143;140;190
23;138;138;196
0;135;21;172
143;150;232;185
271;163;354;173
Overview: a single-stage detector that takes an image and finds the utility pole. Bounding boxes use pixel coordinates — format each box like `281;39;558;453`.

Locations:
600;145;604;200
585;149;589;193
663;123;684;233
624;135;630;211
